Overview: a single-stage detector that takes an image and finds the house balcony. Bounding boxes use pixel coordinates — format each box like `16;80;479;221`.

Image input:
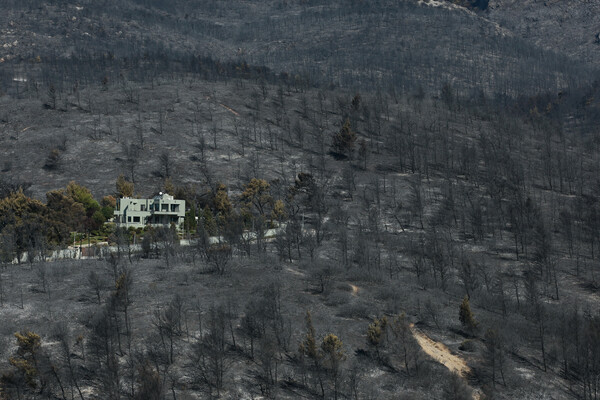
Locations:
150;210;182;216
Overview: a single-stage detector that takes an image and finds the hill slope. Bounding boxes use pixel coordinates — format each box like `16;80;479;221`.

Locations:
487;0;600;64
1;0;596;97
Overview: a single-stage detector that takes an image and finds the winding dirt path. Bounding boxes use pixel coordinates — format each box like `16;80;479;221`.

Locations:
203;95;240;116
345;283;469;376
219;103;239;116
289;271;479;396
410;324;481;399
410;324;470;376
284;266;480;397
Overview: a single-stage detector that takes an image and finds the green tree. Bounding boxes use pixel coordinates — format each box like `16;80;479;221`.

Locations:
184;203;198;233
0;189;46;219
271;199;287;223
367;316;388;360
331;119;357;159
321;334;345;367
298;311;318;363
0;190;67;256
101;195;116;209
241;178;273;217
64;181;103;230
100;195;116;220
298;311;320;395
163;177;175;195
4;331;45;393
213;183;232;217
92;210;106;227
320;334;346;400
101;206;114;221
66;181;99;214
116;174;134;198
45;189;87;231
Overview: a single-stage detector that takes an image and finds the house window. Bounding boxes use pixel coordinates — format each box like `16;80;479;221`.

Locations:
140;205;146;211
171;204;179;212
162;204;168;212
133;216;140;223
127;216;131;222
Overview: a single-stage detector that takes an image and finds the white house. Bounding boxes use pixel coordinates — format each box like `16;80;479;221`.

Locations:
114;192;185;229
